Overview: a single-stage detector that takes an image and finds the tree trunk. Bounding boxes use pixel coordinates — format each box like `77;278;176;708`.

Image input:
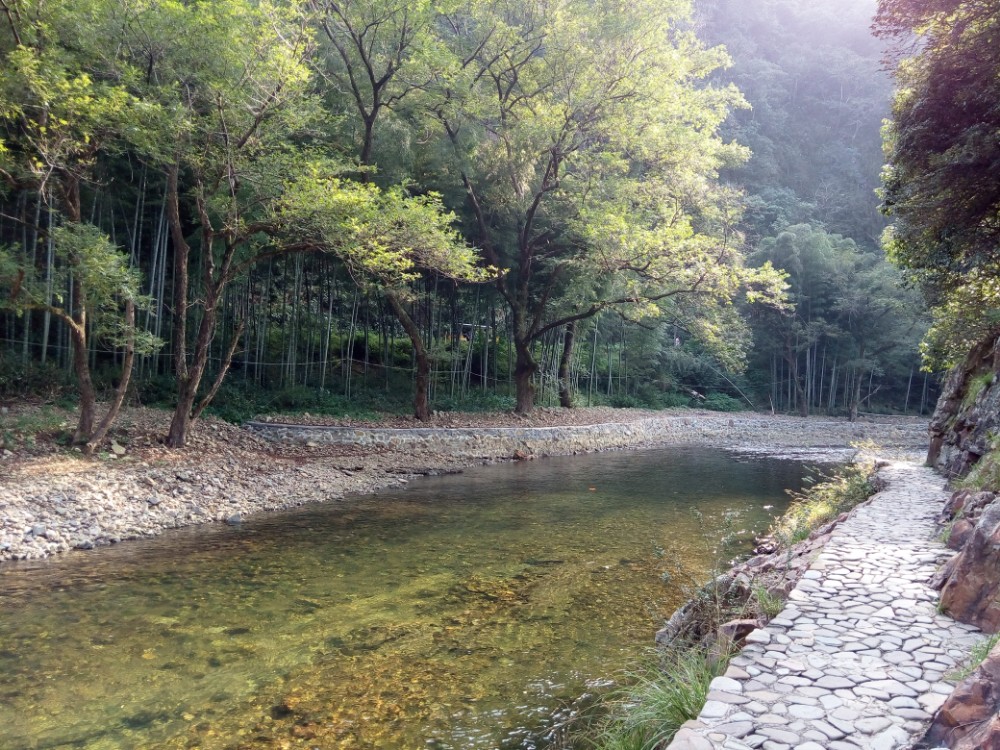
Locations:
192;318;246;420
386;290;431;421
514;337;537;414
558;321;576;408
166;298;220;447
69;321;96;444
784;343;809;417
848;343;867;423
84;300;136;454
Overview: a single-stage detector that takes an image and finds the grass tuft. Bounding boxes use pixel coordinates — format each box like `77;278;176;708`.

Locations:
957;441;1000;492
949;632;1000;681
752;585;785;619
588;647;729;750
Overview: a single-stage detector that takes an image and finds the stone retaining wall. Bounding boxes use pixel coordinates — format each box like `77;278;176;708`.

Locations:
246;415;929;458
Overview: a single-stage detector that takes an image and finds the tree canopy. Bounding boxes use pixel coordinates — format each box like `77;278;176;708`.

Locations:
877;0;1000;368
0;0;936;442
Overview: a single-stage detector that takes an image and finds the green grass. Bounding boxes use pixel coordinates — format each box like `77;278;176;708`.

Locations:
752;585;785;619
949;632;1000;681
0;406;70;449
962;372;995;410
957;443;1000;492
770;461;876;547
587;647;729;750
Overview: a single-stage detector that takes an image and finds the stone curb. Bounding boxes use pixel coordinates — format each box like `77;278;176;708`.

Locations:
247;416;929;458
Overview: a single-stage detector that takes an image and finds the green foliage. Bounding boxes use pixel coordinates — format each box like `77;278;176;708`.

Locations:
588;648;730;750
962;372;995;410
0;406;69;449
0;357;71;399
198;382;418;424
277;175;490;289
702;393;744;412
752;585;785;619
949;632;1000;682
0;222;159;352
747;223;926;416
0;0;929;430
702;0;892;248
957;441;1000;493
877;0;1000;371
431;392;516;413
771;461;875;546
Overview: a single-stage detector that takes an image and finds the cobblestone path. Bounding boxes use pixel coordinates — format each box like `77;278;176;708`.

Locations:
668;462;984;750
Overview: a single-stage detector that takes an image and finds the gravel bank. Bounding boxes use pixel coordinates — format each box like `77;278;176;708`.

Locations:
0;406;929;563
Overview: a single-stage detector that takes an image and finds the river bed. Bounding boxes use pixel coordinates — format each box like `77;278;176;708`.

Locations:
0;448;806;750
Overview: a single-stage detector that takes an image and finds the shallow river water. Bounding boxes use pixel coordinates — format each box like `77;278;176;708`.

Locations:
0;448;806;750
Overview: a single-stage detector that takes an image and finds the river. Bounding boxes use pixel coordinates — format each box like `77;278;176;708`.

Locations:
0;447;805;750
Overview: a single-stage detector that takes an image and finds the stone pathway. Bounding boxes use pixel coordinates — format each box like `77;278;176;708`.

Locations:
668;462;985;750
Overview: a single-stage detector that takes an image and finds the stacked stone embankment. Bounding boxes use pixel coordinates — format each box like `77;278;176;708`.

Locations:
247;413;927;457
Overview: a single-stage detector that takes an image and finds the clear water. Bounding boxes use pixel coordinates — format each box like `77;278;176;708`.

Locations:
0;448;804;750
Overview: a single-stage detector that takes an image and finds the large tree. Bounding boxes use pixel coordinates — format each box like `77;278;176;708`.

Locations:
425;0;782;413
120;0;320;447
0;0;158;447
275;173;491;419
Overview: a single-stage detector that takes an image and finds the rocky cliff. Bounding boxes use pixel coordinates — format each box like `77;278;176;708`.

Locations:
921;333;1000;747
928;334;1000;477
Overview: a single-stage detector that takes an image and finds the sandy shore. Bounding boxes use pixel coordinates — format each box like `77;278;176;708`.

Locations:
0;406;929;563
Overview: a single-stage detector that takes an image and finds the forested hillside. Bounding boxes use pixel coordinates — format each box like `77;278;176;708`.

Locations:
699;0;929;419
0;0;929;449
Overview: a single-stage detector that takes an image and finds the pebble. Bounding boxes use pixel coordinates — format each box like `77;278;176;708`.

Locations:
666;463;985;750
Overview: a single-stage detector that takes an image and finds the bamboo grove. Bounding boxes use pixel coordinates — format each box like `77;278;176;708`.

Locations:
0;0;933;449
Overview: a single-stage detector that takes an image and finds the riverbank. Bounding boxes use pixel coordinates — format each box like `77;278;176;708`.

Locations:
0;405;928;563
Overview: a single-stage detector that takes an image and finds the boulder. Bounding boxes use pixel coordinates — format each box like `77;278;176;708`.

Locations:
928;335;1000;476
939;501;1000;631
943;489;973;519
717;618;760;653
923;642;1000;749
948;518;975;550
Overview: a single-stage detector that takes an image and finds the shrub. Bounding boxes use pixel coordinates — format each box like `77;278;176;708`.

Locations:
962;372;995;410
752;585;785;619
771;461;876;546
433;392;516;413
702;393;744;412
609;393;643;409
0;356;71;400
958;439;1000;492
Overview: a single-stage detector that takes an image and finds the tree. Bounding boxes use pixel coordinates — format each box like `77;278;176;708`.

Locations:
0;224;159;449
877;0;1000;368
749;224;924;418
275;173;491;419
425;0;781;413
121;0;320;447
0;0;160;447
310;0;444;171
699;0;892;250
